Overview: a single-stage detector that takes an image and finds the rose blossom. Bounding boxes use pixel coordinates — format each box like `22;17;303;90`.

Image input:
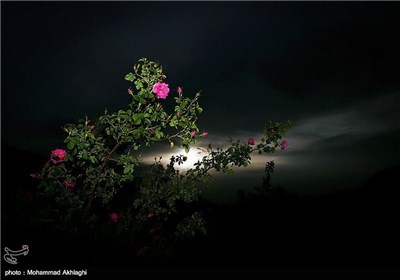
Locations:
147;213;155;219
109;213;121;223
280;140;289;150
248;138;255;145
177;86;182;94
201;131;208;137
152;82;170;99
63;180;76;189
50;149;67;164
190;131;196;137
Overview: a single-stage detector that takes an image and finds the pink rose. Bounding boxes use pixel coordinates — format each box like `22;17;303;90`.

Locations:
63;180;76;189
109;213;121;223
127;87;133;95
280;140;288;150
201;131;208;137
29;173;39;179
50;149;67;164
248;138;255;145
190;131;196;137
149;130;155;136
152;82;169;99
147;213;155;219
177;86;182;94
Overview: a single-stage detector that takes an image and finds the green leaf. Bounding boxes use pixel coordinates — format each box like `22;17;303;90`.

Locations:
132;113;143;125
118;110;127;117
125;175;134;181
169;118;178;127
89;156;97;164
132;129;141;138
67;141;75;150
154;131;161;140
134;80;143;90
124;72;135;82
82;152;88;160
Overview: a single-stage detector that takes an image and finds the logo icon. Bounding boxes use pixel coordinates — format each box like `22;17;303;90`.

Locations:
3;245;29;265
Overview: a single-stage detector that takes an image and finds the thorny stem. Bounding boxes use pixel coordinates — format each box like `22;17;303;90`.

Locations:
58;180;73;207
84;140;122;218
167;131;184;142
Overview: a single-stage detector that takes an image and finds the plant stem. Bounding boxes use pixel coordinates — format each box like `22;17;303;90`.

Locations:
84;140;122;218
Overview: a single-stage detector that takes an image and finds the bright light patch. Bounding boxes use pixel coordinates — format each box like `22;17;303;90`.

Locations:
140;140;288;173
140;145;209;169
173;147;208;170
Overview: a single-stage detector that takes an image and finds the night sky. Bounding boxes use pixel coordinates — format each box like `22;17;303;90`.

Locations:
2;1;400;202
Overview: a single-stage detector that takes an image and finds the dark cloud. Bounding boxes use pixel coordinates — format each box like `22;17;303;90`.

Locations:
252;4;400;99
199;91;400;201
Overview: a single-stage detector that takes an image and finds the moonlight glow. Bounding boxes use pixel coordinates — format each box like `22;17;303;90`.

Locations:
140;146;210;170
174;147;208;170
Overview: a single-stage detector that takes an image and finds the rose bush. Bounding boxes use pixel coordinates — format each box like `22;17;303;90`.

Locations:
34;58;291;253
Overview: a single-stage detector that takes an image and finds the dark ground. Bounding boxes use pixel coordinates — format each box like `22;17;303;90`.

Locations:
2;144;400;279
